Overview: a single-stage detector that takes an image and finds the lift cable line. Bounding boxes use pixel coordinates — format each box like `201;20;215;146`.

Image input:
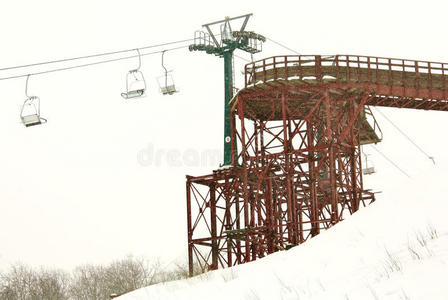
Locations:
0;45;189;81
370;145;411;178
0;34;253;82
266;37;300;55
0;38;194;73
234;53;251;63
372;107;435;164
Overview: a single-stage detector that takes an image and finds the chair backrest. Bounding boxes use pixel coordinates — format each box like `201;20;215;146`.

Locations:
126;70;146;93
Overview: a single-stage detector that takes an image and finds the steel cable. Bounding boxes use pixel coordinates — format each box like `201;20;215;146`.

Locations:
0;45;189;81
372;107;435;164
0;38;193;72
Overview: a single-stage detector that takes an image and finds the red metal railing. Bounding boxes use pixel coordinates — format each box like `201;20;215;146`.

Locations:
244;55;448;95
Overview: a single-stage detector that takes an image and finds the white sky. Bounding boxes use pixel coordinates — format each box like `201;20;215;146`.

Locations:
0;0;447;271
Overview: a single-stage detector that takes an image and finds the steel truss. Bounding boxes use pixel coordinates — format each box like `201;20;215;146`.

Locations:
186;54;448;275
186;85;377;276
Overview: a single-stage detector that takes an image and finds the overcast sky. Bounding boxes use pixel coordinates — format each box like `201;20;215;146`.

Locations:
0;0;447;271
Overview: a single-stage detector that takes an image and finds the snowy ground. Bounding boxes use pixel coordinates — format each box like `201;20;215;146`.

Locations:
117;164;448;300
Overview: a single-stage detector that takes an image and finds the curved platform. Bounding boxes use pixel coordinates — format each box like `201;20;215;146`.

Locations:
233;55;448;114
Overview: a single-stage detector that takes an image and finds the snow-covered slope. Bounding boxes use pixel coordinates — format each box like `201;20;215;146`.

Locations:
118;165;448;300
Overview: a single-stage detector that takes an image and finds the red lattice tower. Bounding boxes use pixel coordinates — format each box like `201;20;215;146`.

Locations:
186;55;448;275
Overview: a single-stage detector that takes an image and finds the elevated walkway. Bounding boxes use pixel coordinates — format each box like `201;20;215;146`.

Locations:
237;55;448;112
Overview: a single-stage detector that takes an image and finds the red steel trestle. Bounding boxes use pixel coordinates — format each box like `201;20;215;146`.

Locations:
186;85;376;276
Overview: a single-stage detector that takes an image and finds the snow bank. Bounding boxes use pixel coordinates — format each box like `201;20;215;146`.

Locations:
118;164;448;300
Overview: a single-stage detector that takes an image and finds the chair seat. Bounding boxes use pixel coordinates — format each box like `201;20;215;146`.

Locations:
21;114;41;127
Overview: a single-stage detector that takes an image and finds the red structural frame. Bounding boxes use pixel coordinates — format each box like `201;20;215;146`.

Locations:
186;55;448;276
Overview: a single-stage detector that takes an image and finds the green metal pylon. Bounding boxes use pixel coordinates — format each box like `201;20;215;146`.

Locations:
223;50;234;166
189;14;265;167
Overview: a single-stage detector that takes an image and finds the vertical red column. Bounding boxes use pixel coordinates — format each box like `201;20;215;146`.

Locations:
281;91;295;244
230;110;237;166
238;99;250;262
224;177;233;267
349;101;360;213
186;178;194;277
307;121;320;237
210;183;218;270
265;177;274;254
325;89;339;224
235;186;242;264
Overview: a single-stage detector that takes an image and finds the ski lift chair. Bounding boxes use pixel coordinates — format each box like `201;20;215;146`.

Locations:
121;69;146;99
121;49;147;99
160;84;177;95
362;153;376;175
21;96;46;127
158;51;179;96
21;75;46;127
362;166;376;175
158;72;179;95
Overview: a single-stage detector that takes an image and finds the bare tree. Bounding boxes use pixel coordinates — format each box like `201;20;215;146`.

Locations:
104;256;160;297
69;256;161;299
0;263;36;300
0;256;195;300
69;264;107;300
29;268;69;300
153;261;207;283
0;264;69;300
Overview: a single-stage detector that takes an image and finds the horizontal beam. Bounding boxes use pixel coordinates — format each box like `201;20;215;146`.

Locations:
202;13;253;27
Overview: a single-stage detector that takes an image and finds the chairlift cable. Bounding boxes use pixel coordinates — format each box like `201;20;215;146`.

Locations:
266;37;300;55
0;35;261;82
372;107;435;164
0;34;296;81
370;145;411;178
0;38;194;72
0;45;189;81
233;54;251;63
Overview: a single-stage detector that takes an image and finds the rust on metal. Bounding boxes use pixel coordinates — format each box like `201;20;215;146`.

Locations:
186;54;448;275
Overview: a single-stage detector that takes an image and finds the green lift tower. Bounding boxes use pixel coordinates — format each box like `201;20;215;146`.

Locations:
189;14;265;166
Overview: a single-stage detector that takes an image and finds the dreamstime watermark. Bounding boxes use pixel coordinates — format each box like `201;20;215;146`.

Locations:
137;143;222;167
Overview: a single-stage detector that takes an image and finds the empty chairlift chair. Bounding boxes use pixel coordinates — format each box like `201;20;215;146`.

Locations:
21;75;47;127
157;51;179;95
362;153;376;175
21;96;45;127
121;49;147;99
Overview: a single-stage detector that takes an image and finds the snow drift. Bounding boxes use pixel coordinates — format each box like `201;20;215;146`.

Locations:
117;164;448;300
